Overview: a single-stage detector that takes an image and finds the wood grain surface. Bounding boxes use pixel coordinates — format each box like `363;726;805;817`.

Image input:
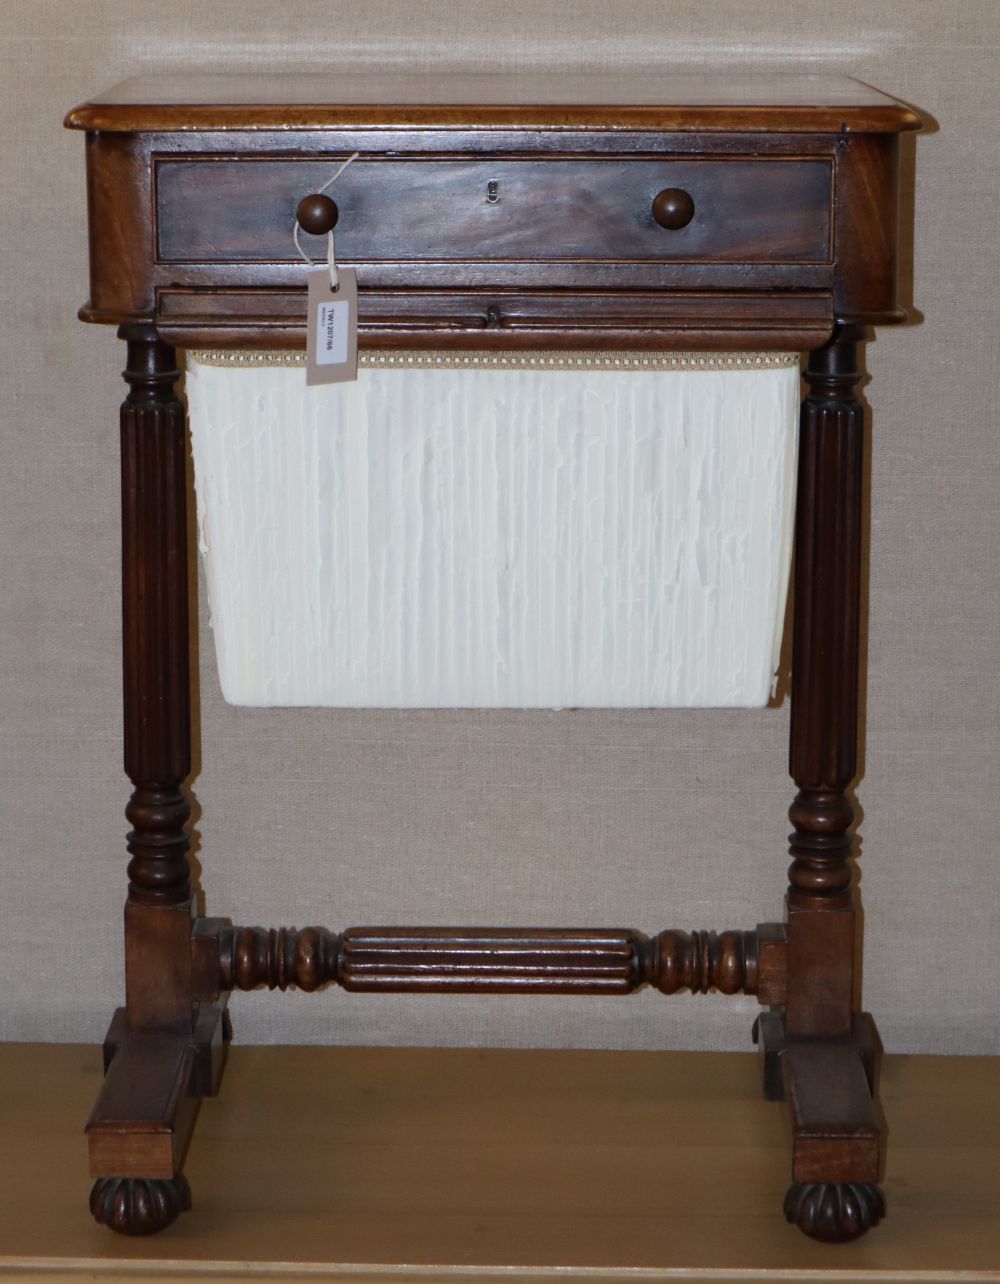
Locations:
64;71;921;133
155;156;833;263
0;1044;996;1280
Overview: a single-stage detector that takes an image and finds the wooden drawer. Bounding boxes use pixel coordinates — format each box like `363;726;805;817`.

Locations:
155;155;832;265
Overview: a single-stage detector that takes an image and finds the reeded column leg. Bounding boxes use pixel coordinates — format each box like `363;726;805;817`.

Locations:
86;325;202;1236
771;325;884;1242
118;324;195;1030
786;325;865;1038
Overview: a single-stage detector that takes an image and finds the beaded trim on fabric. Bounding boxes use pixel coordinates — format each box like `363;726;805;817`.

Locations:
186;349;800;373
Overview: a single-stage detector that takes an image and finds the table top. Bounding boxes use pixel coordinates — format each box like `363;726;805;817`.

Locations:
65;71;921;133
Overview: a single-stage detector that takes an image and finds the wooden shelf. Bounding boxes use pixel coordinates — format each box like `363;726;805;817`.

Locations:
1;1043;996;1281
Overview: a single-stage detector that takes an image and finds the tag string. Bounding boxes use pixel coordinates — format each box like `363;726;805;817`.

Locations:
293;151;359;291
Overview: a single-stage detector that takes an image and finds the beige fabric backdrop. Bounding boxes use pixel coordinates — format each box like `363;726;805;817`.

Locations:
1;1;997;1052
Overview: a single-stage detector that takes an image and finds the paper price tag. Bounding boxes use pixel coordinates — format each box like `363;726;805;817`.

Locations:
306;267;358;385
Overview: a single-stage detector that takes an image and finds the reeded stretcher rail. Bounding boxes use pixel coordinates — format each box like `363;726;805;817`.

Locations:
202;923;782;995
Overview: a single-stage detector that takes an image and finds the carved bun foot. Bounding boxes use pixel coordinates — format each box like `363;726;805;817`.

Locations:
90;1174;191;1236
784;1181;885;1242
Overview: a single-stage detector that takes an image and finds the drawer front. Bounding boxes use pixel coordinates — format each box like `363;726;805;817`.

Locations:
155;156;832;265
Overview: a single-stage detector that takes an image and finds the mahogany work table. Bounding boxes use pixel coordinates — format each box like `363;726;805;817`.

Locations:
65;72;921;1245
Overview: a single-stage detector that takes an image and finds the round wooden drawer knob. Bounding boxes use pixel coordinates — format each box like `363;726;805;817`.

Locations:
652;188;695;230
296;193;339;235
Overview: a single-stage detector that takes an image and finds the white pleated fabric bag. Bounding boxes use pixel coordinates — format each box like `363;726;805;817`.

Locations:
185;351;799;709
